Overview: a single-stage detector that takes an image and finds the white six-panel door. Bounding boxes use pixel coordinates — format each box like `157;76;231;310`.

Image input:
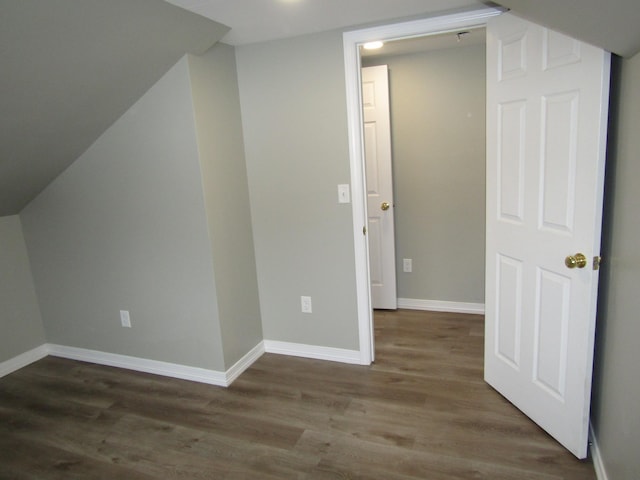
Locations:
485;13;610;458
362;65;397;310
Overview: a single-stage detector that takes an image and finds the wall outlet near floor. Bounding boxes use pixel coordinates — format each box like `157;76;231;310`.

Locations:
120;310;131;328
301;296;312;313
403;258;412;273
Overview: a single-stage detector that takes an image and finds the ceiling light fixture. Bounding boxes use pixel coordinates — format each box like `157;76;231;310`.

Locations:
363;41;384;50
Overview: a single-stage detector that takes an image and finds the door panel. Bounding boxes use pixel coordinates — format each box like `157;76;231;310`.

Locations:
497;101;525;222
485;13;610;459
533;267;570;399
496;254;523;369
540;92;579;231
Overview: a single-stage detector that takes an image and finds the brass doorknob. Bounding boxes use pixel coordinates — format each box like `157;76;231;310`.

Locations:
381;202;390;211
565;253;587;269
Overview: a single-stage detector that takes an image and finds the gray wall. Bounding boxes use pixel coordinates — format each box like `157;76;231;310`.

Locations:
0;215;46;362
591;53;640;479
21;57;226;371
235;31;359;350
187;44;263;367
363;44;486;304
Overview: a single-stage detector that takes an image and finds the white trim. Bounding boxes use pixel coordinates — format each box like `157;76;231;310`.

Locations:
47;344;227;385
0;344;49;378
47;342;264;387
0;340;362;385
0;339;363;386
225;341;265;385
343;6;504;366
264;340;362;365
343;28;373;366
589;423;609;480
398;298;485;314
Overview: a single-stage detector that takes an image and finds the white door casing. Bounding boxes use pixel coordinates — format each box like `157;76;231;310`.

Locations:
362;65;397;310
485;13;610;459
344;6;503;366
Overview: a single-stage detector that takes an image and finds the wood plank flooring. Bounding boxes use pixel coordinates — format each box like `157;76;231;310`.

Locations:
0;310;596;479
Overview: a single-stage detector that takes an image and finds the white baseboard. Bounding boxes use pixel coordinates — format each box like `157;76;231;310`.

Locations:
2;339;362;387
264;340;362;364
590;422;609;480
225;341;265;385
47;344;227;385
47;342;264;387
397;298;485;315
0;344;49;378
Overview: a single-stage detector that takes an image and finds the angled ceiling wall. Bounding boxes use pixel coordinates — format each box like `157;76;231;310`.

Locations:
0;0;228;216
492;0;640;58
4;0;640;218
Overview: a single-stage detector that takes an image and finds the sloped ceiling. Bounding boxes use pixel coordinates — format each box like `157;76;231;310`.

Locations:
4;0;640;217
166;0;483;46
492;0;640;58
168;0;640;58
0;0;228;216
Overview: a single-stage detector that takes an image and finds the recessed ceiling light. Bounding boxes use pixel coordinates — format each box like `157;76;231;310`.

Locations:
363;41;384;50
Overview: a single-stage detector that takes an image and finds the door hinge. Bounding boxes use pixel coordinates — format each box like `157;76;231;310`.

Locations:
363;225;367;235
593;256;602;270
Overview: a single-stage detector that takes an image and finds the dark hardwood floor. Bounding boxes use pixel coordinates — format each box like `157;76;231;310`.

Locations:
0;310;596;479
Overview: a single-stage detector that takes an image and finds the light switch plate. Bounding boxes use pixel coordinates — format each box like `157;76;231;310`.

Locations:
338;184;350;204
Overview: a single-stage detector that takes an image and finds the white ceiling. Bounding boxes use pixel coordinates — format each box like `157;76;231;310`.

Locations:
165;0;483;45
167;0;640;57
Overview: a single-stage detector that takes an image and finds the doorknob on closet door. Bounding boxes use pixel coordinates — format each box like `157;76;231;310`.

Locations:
381;202;390;211
565;253;587;269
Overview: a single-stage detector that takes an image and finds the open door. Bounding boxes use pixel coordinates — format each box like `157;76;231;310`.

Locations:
362;65;397;310
485;13;610;458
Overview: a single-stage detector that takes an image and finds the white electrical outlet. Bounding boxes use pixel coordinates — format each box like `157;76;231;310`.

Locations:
120;310;131;328
301;296;312;313
403;258;412;273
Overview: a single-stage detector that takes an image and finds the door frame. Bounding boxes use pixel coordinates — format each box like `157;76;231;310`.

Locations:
343;6;503;365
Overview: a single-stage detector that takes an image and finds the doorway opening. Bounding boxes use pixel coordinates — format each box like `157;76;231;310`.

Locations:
361;28;487;315
343;6;502;365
